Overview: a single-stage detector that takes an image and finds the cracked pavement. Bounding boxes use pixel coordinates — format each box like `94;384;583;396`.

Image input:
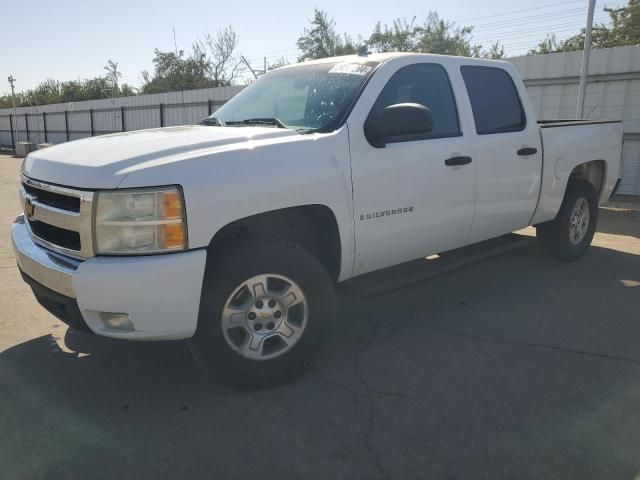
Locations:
1;154;639;479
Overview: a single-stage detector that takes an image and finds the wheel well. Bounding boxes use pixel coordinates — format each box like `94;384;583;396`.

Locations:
569;160;606;198
208;205;342;282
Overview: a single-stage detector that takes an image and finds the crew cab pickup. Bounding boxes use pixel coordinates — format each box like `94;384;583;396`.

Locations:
12;53;623;387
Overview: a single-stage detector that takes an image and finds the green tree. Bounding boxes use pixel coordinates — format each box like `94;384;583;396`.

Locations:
368;18;419;52
197;27;245;86
483;41;506;59
415;12;480;56
25;79;63;105
528;34;564;54
60;79;89;102
367;12;501;58
80;77;116;100
104;59;122;91
296;9;363;60
605;0;640;45
103;59;136;96
141;48;211;94
529;0;640;54
142;26;244;94
268;57;290;70
0;59;137;108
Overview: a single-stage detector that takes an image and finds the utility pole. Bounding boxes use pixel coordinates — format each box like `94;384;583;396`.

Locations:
241;56;258;79
576;0;596;119
8;75;19;143
173;27;187;125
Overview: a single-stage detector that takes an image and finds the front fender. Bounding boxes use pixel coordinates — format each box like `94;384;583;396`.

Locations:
117;127;356;281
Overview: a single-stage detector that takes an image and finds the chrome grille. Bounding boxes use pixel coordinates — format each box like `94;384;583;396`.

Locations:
19;175;94;259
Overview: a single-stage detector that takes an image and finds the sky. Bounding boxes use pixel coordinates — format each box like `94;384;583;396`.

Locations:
1;0;622;95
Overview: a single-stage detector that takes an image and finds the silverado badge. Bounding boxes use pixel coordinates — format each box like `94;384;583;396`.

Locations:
23;198;35;218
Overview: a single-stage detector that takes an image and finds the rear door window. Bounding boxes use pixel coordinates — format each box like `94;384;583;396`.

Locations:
460;66;526;135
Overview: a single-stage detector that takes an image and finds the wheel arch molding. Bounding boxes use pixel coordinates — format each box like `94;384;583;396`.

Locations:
205;204;344;282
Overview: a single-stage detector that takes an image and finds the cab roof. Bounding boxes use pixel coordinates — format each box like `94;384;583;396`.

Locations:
282;51;511;69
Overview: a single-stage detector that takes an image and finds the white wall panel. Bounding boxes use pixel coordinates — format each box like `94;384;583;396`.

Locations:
620;140;640;195
45;112;67;135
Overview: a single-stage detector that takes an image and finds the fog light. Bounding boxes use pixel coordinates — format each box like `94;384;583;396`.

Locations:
99;312;134;331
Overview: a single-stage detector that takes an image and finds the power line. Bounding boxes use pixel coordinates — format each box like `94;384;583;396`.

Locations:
471;8;613;29
496;23;609;46
471;7;587;28
472;19;610;42
243;47;300;57
457;0;586;23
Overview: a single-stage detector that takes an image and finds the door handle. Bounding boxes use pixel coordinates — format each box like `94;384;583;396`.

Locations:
445;156;472;166
517;147;538;156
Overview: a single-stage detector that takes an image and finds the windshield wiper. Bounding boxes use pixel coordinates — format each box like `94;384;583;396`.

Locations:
200;117;224;126
225;117;288;129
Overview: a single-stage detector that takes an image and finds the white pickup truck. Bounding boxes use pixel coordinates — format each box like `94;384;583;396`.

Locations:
12;52;623;387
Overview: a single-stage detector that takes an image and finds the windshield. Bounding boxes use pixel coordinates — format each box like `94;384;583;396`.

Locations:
205;61;378;132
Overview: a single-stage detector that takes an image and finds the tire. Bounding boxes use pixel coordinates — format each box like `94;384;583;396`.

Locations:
189;238;335;389
536;179;598;261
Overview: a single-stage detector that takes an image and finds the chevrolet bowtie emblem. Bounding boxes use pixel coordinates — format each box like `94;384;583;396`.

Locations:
24;198;35;218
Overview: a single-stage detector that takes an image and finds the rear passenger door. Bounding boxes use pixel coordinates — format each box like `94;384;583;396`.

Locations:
348;61;477;276
460;65;543;243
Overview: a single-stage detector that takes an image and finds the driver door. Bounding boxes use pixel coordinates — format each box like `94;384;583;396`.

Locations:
348;61;477;276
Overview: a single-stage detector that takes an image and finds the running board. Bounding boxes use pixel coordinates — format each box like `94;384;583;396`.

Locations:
339;234;531;297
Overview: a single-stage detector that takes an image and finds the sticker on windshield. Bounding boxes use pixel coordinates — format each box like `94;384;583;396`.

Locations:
328;63;373;75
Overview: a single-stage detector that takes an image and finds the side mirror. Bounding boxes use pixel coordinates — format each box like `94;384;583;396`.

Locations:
365;103;434;148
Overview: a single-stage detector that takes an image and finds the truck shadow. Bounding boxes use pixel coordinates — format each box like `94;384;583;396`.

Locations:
1;242;639;479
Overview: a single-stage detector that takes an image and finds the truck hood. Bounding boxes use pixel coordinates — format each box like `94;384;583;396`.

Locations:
22;125;300;189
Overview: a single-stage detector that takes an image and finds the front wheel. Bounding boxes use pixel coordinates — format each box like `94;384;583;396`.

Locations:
536;180;598;261
189;238;335;389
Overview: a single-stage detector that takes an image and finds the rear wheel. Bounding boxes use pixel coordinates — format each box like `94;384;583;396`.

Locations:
189;238;335;389
536;180;598;261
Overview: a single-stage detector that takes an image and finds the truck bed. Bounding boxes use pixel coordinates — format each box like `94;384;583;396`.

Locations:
531;119;623;225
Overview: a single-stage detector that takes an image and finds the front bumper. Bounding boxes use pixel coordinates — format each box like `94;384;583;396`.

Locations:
12;216;207;340
20;270;93;333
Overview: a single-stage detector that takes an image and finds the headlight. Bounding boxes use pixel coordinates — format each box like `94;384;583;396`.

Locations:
94;186;187;254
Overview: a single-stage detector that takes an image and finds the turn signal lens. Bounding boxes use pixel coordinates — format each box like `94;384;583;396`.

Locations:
163;223;186;249
162;191;183;219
